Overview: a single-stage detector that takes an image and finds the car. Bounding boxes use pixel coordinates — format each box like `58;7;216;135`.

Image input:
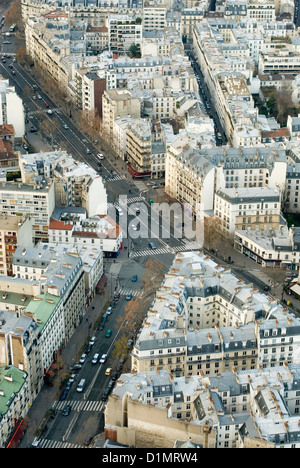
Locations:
105;329;112;338
98;322;105;330
45;103;49;108
11;71;16;75
86;148;91;154
100;354;107;363
89;336;96;346
105;367;112;375
113;292;120;301
131;224;137;231
92;353;99;364
47;109;53;115
79;353;87;364
102;315;107;322
106;307;112;315
60;388;68;401
85;343;92;354
149;242;157;249
72;363;82;371
110;300;116;308
111;372;118;381
63;124;68;129
132;275;137;282
69;373;76;383
126;293;132;301
101;393;108;401
97;153;105;159
84;435;93;446
62;404;71;416
23;144;29;150
127;338;134;347
37;95;42;99
108;379;114;388
3;41;11;44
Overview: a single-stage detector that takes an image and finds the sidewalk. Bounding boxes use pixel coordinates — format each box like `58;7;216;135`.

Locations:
18;290;108;448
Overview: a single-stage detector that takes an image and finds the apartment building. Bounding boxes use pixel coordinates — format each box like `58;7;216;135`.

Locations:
22;247;85;347
19;150;107;217
102;89;141;143
0;215;32;276
105;363;300;448
85;24;108;54
107;14;142;55
214;186;281;234
131;250;300;379
234;225;300;269
0;78;25;144
165;143;287;218
0;311;42;401
25;15;70;91
0;181;55;244
48;210;123;258
142;6;167;32
0;365;30;449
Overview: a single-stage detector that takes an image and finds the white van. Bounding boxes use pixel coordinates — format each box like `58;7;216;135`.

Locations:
76;379;86;392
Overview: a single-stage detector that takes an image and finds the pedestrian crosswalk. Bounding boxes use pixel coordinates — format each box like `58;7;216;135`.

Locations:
118;287;142;297
104;174;125;182
35;439;84;449
53;399;105;413
130;241;201;258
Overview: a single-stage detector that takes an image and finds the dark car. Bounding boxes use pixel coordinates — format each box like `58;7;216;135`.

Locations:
59;388;68;401
62;404;71;416
84;435;93;446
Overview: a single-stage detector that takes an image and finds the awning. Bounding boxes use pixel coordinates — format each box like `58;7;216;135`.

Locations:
290;283;300;296
128;164;151;178
96;274;107;292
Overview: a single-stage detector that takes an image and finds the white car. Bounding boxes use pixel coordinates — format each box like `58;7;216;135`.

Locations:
97;153;104;159
89;336;96;346
131;224;137;231
92;353;99;364
47;109;53;115
106;307;112;315
63;124;68;129
79;353;87;364
37;95;42;99
100;354;107;364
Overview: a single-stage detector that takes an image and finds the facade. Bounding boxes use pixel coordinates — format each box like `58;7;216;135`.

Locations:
0;181;55;243
214;186;281;234
102;89;141;143
0;311;42;400
0;366;30;449
107;14;142;54
0;79;25;144
0;215;32;276
48;210;123;258
234;225;300;269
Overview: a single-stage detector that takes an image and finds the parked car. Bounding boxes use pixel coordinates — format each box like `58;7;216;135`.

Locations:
127;338;134;347
106;307;112;315
89;336;96;346
79;353;87;364
60;388;68;401
132;275;137;282
105;367;112;375
84;435;93;446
